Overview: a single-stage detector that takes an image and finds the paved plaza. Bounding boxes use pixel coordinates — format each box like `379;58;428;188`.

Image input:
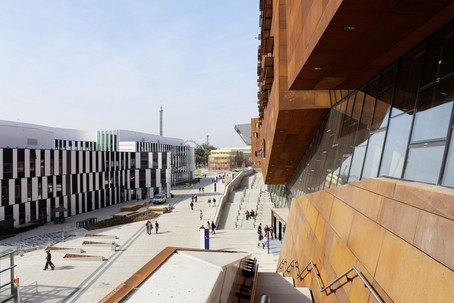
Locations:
0;171;280;303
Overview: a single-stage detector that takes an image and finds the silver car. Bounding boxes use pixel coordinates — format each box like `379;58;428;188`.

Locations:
152;194;167;204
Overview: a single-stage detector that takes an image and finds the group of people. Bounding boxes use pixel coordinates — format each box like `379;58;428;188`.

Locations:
200;221;217;234
198;187;204;193
257;223;273;248
207;198;216;207
145;220;159;235
245;209;256;220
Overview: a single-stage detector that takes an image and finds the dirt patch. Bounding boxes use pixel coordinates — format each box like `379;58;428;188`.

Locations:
86;212;160;230
82;241;109;245
64;254;95;258
47;247;71;251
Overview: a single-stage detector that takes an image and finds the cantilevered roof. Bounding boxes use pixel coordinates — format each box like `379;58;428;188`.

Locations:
234;124;252;145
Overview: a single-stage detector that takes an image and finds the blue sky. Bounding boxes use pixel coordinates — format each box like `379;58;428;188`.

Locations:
0;1;259;147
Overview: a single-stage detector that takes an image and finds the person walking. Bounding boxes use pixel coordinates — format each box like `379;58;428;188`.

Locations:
191;195;194;202
155;221;159;234
257;229;263;248
200;210;203;220
195;195;198;202
245;210;250;220
211;221;216;234
190;201;194;210
208;198;211;207
43;250;55;270
145;220;152;235
213;198;216;207
202;187;204;192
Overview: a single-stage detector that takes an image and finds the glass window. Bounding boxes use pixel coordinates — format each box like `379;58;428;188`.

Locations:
404;144;445;184
412;78;454;142
379;113;413;178
348;141;367;183
422;22;454;86
372;88;394;131
443;129;454;187
392;45;425;117
361;130;386;179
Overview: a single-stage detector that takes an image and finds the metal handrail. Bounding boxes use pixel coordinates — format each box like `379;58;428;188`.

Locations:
279;259;382;303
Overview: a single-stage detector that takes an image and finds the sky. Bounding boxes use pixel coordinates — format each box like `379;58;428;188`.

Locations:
0;0;260;148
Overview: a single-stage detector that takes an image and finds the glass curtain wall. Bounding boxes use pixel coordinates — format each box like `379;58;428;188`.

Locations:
288;21;454;197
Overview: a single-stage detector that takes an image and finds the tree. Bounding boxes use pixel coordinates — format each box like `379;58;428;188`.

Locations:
195;143;216;167
234;151;244;168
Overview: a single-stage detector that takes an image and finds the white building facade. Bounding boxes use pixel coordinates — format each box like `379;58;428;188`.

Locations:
0;121;194;227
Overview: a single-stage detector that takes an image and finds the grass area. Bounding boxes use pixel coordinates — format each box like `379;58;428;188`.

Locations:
86;212;160;230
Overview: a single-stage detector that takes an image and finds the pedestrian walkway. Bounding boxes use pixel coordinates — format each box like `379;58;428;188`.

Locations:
0;170;282;303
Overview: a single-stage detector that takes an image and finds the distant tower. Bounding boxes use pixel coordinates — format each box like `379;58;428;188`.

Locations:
160;106;163;136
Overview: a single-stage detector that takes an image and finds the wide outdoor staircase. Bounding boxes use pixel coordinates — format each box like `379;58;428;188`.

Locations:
254;190;273;227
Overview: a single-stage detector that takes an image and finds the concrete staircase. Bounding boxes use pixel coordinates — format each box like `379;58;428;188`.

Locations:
254;190;273;227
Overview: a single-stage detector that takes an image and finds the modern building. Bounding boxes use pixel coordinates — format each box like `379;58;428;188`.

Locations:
208;147;252;171
0;120;194;229
253;0;454;302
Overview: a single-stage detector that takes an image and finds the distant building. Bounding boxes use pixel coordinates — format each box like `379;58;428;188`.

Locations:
208;147;251;171
0;120;194;227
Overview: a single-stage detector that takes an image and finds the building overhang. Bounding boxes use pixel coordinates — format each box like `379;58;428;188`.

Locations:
261;91;331;184
288;0;454;90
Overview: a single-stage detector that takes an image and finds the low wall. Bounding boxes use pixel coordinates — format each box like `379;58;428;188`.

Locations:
213;169;255;227
279;177;454;302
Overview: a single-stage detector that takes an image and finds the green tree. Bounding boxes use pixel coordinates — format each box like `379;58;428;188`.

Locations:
195;143;216;167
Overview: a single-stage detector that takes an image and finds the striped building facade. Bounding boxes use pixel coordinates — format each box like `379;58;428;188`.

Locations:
0;121;194;227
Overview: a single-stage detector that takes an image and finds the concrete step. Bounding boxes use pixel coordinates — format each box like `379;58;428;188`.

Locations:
296;287;314;302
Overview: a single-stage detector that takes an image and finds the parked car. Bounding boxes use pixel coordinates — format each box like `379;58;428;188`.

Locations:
152;194;167;204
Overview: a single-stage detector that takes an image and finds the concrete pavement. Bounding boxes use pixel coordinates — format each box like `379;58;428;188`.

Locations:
1;171;280;303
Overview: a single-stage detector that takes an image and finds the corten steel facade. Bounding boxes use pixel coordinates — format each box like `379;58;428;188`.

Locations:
253;0;454;302
0;121;194;228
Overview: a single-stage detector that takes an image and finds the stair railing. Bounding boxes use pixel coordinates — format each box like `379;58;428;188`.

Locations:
278;259;382;303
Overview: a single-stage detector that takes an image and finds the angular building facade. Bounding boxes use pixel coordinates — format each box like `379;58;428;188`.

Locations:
253;1;454;302
0;121;194;228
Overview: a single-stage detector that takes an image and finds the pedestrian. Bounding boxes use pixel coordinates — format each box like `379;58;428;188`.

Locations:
43;249;55;270
207;221;211;229
191;195;194;202
270;224;274;239
208;198;211;207
213;198;216;207
155;221;159;234
145;220;152;234
264;224;270;235
211;221;216;234
263;232;269;249
245;210;250;220
257;229;263;247
195;195;198;202
199;187;201;193
190;201;194;210
200;210;203;220
257;223;262;236
202;187;204;192
250;209;255;218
